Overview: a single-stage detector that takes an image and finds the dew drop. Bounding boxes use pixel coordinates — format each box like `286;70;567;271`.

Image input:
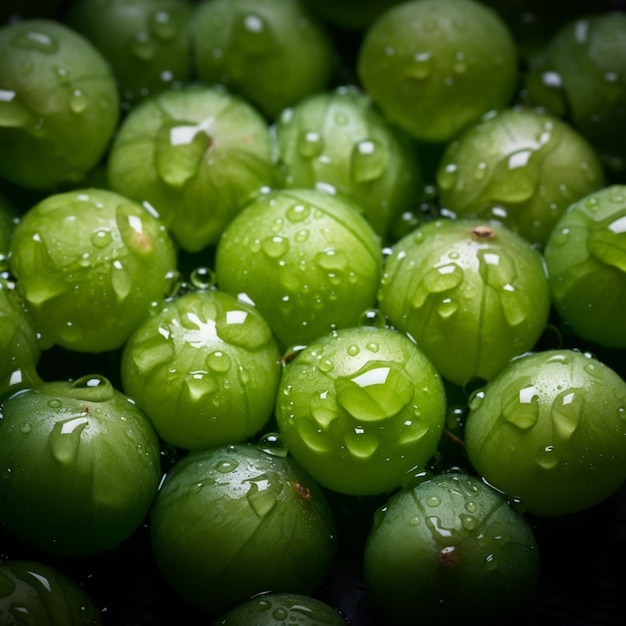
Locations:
90;228;112;248
298;130;324;158
244;476;277;517
344;426;379;459
436;298;458;319
273;608;289;620
427;495;441;507
131;32;156;61
206;350;232;373
438;162;458;190
315;249;347;271
423;264;464;293
351;139;388;183
111;263;132;302
68;89;88;114
536;444;559;469
410;51;433;79
48;415;89;465
257;432;288;458
11;29;58;53
215;459;239;473
233;13;275;54
502;381;540;430
47;399;62;409
286;203;310;223
261;235;289;259
189;266;216;289
150;10;178;40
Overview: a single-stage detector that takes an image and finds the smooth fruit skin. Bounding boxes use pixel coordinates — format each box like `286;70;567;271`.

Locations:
378;219;551;387
436;106;606;248
464;349;626;517
214;188;382;350
107;85;276;252
358;0;518;143
150;442;337;615
121;288;282;450
190;0;333;119
9;188;178;354
363;473;540;626
0;19;120;190
212;592;348;625
273;85;423;239
0;559;102;625
275;326;446;495
544;185;626;348
0;375;162;556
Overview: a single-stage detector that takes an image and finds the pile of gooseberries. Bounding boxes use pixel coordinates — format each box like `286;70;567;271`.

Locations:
1;1;626;625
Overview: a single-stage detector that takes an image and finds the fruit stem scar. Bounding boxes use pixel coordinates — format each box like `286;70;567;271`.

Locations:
292;482;312;500
471;226;495;239
438;545;458;567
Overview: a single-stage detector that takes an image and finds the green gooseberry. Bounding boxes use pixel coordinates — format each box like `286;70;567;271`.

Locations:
0;559;102;625
524;11;626;173
275;325;446;495
190;0;333;119
107;85;276;252
65;0;193;109
212;592;348;625
464;349;626;517
544;185;626;349
272;85;423;239
0;375;162;556
8;188;178;353
363;472;540;626
150;441;337;615
436;106;606;247
121;287;282;450
378;218;551;387
0;278;40;394
0;19;119;190
357;0;519;143
214;188;382;350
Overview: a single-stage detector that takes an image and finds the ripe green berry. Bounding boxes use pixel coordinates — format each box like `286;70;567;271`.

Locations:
275;325;446;495
465;349;626;517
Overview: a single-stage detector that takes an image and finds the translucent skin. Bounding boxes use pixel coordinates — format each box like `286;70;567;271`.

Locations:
121;288;282;450
190;0;333;119
9;188;178;353
0;560;102;625
150;443;337;615
544;185;626;348
0;375;162;556
273;86;423;239
464;350;626;517
275;326;446;495
107;85;276;252
0;19;120;190
378;219;551;386
436;107;606;248
65;0;193;108
214;188;383;349
524;12;626;172
358;0;518;142
212;592;348;625
363;473;540;626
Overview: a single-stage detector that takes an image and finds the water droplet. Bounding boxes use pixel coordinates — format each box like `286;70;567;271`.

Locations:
437;298;458;319
232;12;276;54
437;162;458;190
465;500;477;513
257;432;288;458
335;363;414;422
286;203;310;223
47;399;62;409
318;358;334;373
298;130;324;158
190;266;216;289
11;28;58;53
315;249;347;271
131;31;156;61
273;608;289;620
90;228;112;248
351;139;388;183
0;90;38;128
423;264;464;293
483;553;498;571
427;495;441;507
69;89;88;114
502;380;540;430
460;513;478;531
310;391;340;427
297;420;331;453
215;459;239;473
452;51;467;74
244;474;278;517
551;388;582;440
410;51;433;79
206;350;231;373
536;444;559;469
344;426;379;459
150;10;178;40
48;415;89;465
261;235;289;259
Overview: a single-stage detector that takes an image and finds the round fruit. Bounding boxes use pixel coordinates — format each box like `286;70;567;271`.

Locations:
212;592;348;625
273;85;422;239
363;472;540;626
121;287;282;450
214;188;382;349
0;19;119;190
65;0;193;108
436;106;605;248
0;559;102;625
0;374;161;556
150;441;337;615
378;218;551;386
544;185;626;348
357;0;518;142
8;188;178;353
464;349;626;517
107;85;276;252
190;0;333;119
275;325;446;495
